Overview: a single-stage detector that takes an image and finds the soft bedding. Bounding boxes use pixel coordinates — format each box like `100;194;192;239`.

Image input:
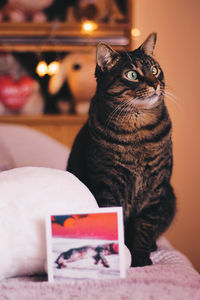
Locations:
0;238;200;300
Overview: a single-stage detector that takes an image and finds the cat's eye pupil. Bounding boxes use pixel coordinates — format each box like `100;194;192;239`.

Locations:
126;70;137;81
151;66;158;75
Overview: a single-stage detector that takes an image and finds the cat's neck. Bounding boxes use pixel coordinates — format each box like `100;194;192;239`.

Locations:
89;93;167;132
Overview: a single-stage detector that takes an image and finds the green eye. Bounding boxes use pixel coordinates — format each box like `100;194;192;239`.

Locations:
151;66;158;76
126;70;138;81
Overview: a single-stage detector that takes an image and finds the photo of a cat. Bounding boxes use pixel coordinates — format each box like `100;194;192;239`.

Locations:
46;207;125;281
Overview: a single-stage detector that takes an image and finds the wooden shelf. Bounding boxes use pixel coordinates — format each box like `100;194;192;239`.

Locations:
0;0;133;51
0;22;131;51
0;22;130;36
0;1;133;135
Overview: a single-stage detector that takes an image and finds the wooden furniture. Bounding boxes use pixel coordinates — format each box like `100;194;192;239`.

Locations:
0;22;132;52
0;0;133;52
0;1;133;145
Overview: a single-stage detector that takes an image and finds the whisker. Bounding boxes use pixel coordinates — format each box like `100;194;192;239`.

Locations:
106;101;128;129
119;98;135;126
164;89;184;112
164;89;177;100
106;96;135;132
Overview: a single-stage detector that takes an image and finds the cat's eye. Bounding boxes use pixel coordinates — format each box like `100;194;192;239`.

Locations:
126;70;138;81
151;66;158;76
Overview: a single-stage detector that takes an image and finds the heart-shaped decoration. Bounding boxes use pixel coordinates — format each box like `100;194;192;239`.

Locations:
0;76;34;111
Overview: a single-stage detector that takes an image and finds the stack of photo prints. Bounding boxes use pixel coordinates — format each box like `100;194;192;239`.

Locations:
46;207;126;281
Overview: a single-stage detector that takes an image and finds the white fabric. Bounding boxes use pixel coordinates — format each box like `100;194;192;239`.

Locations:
0;124;70;170
0;167;98;280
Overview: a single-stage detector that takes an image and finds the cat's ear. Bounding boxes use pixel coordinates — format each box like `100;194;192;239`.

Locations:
139;33;157;56
96;42;119;71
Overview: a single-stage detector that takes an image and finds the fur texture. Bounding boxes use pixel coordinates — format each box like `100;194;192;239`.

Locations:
67;33;176;267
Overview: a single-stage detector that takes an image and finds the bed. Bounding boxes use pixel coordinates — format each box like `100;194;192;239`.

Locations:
0;122;199;300
1;240;200;300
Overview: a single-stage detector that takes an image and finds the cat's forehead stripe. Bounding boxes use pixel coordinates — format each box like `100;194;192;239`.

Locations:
126;51;154;69
132;61;144;76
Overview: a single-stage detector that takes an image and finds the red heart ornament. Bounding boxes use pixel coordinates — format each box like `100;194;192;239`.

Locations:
0;76;34;111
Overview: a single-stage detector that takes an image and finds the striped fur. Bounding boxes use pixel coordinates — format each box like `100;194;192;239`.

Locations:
67;33;176;267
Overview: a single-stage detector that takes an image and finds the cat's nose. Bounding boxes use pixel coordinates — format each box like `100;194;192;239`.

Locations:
151;80;159;90
146;75;159;90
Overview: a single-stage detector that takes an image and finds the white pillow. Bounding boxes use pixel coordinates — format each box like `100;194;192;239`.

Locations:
0;167;131;280
0;167;98;280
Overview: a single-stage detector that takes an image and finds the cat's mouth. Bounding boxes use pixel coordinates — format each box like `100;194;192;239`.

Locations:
133;93;159;107
145;93;159;104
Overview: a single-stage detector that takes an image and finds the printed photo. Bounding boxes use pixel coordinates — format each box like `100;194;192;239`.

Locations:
46;207;125;281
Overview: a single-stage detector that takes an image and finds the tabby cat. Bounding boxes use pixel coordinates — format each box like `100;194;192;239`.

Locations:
67;33;176;267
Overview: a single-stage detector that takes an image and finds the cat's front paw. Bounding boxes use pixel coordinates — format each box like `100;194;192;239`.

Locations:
131;251;152;267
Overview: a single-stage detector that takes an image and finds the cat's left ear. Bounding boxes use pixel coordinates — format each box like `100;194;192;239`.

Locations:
139;33;157;56
96;42;119;71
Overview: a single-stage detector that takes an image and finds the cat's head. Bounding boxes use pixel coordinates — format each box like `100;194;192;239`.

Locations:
95;33;165;109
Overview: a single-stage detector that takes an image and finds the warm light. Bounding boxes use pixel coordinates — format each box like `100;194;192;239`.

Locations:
131;28;141;37
36;61;48;77
82;21;98;33
47;61;60;76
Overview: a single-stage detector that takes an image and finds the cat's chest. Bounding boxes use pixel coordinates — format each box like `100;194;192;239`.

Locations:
89;120;161;173
116;141;152;170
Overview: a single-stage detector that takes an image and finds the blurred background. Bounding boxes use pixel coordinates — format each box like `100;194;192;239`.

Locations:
0;0;199;273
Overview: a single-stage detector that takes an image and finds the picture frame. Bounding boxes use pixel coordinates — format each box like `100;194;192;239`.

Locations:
46;207;126;281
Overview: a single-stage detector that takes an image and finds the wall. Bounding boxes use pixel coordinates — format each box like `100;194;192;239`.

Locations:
132;0;200;272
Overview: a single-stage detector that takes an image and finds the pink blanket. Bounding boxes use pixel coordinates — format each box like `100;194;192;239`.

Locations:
1;238;200;300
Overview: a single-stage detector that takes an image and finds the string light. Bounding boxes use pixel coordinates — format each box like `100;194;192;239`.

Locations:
47;61;60;76
81;20;98;33
36;60;60;77
131;28;141;38
36;60;48;77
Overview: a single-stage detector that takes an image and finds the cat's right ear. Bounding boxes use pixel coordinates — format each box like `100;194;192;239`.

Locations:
138;33;157;56
96;42;119;71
